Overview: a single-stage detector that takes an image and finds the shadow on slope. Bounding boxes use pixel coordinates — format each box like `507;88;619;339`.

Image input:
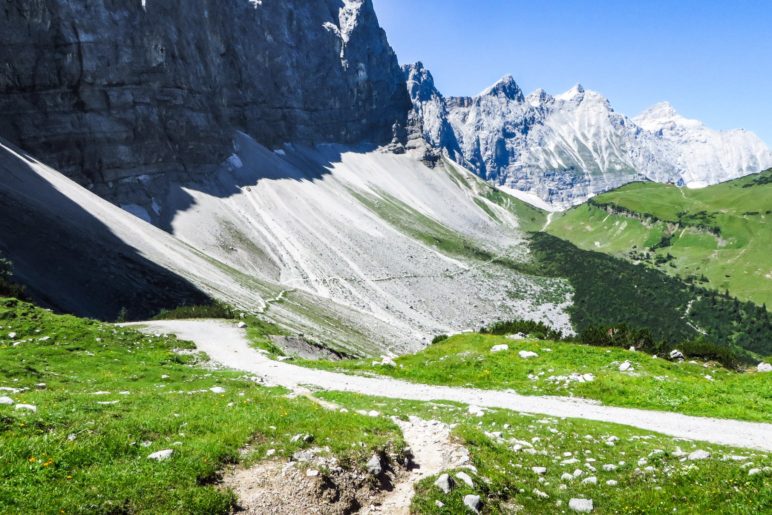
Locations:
0;140;209;321
157;133;374;231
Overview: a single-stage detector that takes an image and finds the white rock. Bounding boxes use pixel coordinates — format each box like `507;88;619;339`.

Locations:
569;498;594;512
237;322;247;329
519;350;538;359
491;344;509;353
757;363;772;373
306;469;319;477
463;494;481;513
533;488;549;499
582;373;595;382
147;449;173;461
669;349;685;361
265;449;276;457
0;396;13;405
209;387;226;394
8;332;17;339
561;472;574;481
618;361;632;372
582;476;597;485
573;468;584;477
532;466;547;475
602;464;617;472
435;500;445;508
15;404;36;412
704;375;714;381
688;450;711;461
434;473;454;494
456;471;474;488
606;480;618;486
366;454;382;475
748;468;762;476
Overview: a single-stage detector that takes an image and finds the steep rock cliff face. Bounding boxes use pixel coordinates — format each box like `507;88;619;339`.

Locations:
0;0;410;192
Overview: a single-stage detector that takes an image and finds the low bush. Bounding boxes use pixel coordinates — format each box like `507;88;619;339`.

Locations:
153;301;238;320
480;319;563;341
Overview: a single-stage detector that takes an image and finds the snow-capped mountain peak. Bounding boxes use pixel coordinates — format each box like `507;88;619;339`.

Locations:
404;64;772;208
480;75;525;102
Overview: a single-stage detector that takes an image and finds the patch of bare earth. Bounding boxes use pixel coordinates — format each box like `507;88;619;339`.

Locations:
222;416;467;514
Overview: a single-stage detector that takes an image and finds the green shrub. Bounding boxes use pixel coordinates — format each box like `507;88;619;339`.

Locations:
0;255;25;299
480;319;563;341
153;301;238;320
431;334;449;344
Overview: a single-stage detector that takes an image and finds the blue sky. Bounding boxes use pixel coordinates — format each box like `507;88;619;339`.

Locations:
374;0;772;144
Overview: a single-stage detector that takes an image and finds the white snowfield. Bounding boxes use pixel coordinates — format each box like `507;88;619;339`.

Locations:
135;320;772;452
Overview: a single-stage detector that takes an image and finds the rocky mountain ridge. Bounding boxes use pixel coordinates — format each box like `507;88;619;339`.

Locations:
0;0;410;199
404;63;772;208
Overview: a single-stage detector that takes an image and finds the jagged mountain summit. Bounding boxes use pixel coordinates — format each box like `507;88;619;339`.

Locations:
404;63;772;208
634;102;772;188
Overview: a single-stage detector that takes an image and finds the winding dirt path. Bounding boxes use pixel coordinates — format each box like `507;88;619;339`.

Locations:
132;320;772;452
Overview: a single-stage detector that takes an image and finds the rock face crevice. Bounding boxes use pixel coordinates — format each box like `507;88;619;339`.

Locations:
0;0;410;193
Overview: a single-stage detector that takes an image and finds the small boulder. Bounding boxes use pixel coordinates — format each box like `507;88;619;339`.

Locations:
569;498;594;512
209;386;226;394
434;473;454;494
237;322;247;329
491;344;509;353
455;471;474;488
618;361;632;372
748;468;762;476
757;363;772;373
519;350;538;359
669;349;685;361
688;450;711;461
581;476;597;485
366;454;383;476
8;332;17;339
0;396;13;406
463;495;481;513
148;449;173;461
532;466;547;475
15;404;36;412
606;480;618;486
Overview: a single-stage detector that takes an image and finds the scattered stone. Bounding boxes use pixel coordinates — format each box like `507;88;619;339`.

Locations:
582;476;597;485
602;464;617;472
366;454;382;476
757;363;772;373
435;500;445;508
748;468;762;476
306;469;319;477
618;361;633;372
606;480;618;486
148;449;173;461
573;469;584;478
533;488;549;499
15;404;36;412
8;332;17;339
463;494;481;513
532;466;547;475
490;344;509;353
561;473;574;481
669;349;685;361
35;383;47;390
569;498;594;513
434;473;454;494
688;450;711;461
519;350;538;359
704;375;714;381
265;449;276;457
0;396;13;405
290;433;314;444
237;322;247;329
468;405;485;417
455;471;474;488
209;386;226;394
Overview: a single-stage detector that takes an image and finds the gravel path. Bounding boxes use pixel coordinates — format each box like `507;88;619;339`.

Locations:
135;320;772;452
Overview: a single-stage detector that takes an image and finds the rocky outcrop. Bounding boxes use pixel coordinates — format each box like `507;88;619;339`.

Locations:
0;0;410;194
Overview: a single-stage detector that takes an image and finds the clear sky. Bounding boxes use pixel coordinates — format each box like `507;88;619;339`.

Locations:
374;0;772;145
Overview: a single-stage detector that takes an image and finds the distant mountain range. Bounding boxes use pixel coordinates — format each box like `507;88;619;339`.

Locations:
405;63;772;208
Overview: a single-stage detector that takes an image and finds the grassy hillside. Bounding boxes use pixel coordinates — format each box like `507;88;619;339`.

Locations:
323;392;772;515
301;333;772;422
0;298;403;513
547;170;772;306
